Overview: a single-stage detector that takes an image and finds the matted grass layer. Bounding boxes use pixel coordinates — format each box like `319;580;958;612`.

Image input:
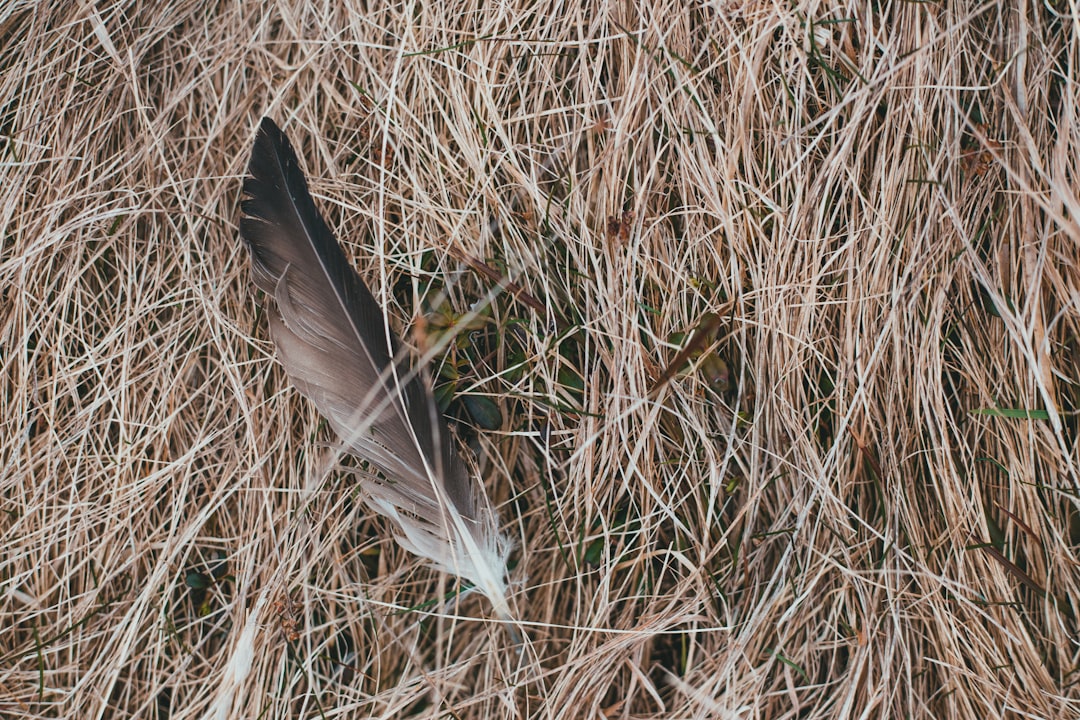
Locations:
2;2;1079;718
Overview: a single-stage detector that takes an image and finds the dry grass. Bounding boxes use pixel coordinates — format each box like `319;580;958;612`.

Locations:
2;2;1079;718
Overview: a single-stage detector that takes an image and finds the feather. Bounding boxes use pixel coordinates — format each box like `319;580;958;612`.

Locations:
239;117;512;622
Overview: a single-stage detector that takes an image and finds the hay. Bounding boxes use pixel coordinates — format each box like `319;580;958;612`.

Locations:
2;2;1078;718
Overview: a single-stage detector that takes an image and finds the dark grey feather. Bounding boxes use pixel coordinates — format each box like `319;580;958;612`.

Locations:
238;117;510;619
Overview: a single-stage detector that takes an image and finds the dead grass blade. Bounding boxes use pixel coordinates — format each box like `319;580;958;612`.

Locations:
2;2;1078;718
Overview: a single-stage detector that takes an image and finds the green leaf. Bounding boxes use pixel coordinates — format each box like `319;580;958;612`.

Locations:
972;407;1050;420
463;395;502;430
433;381;456;413
583;537;604;566
185;571;212;590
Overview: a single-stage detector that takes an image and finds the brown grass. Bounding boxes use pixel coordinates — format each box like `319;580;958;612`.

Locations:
2;2;1079;718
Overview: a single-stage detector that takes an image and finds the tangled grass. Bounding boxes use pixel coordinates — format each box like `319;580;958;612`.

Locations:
2;2;1079;718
